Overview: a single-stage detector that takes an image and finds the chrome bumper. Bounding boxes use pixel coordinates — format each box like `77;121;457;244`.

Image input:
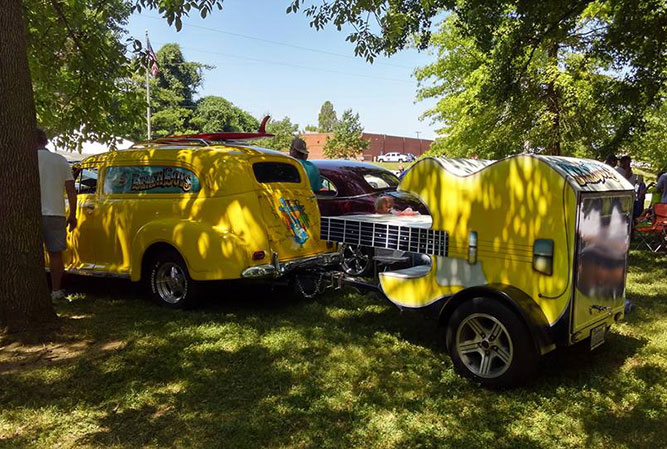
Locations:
241;251;341;279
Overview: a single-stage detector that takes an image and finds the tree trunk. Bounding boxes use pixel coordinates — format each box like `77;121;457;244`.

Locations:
545;42;561;156
0;1;57;332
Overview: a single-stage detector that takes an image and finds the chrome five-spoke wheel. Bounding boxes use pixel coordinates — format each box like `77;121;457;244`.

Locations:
456;313;513;378
445;297;538;388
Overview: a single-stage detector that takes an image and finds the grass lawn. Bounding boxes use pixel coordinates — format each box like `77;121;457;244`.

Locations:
1;250;666;448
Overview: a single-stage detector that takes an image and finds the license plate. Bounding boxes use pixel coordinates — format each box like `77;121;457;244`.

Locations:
590;324;606;350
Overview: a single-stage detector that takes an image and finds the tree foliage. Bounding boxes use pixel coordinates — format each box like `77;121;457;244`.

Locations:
317;100;338;132
141;43;211;138
415;15;631;159
323;109;368;159
190;96;258;133
256;116;300;151
26;0;143;150
291;1;667;159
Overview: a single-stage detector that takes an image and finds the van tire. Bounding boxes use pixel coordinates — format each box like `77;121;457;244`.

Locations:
445;297;538;388
147;250;199;309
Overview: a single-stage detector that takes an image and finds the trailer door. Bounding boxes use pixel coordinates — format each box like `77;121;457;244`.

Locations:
572;193;633;334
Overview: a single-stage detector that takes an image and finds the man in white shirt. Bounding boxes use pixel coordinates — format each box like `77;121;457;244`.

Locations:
657;172;667;203
36;129;77;300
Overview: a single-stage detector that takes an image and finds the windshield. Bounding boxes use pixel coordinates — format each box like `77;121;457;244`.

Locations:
362;170;399;190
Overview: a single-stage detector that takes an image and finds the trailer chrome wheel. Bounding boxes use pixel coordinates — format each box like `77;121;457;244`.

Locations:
445;297;538;388
455;313;513;378
340;244;372;276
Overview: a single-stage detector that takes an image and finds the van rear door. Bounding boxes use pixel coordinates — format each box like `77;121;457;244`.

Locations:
250;158;325;261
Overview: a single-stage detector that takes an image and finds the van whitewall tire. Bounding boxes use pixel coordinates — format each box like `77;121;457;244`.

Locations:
147;250;199;309
445;297;538;388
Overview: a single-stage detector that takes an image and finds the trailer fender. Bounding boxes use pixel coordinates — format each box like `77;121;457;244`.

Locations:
439;284;556;355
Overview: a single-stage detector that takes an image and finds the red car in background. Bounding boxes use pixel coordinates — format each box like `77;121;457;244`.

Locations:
312;160;428;275
313;160;427;216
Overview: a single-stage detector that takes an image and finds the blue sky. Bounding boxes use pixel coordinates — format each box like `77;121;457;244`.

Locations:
126;0;438;139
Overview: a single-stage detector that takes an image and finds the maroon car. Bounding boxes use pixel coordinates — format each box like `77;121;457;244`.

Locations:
312;160;428;275
313;160;427;216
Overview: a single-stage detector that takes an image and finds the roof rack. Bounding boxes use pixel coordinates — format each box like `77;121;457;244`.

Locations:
128;137;211;149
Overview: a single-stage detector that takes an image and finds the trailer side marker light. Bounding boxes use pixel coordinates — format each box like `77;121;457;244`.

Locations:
533;239;554;275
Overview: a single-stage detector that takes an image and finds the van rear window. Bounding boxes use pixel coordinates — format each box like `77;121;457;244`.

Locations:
253;162;301;183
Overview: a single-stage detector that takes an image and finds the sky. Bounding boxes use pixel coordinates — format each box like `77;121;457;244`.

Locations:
125;0;439;140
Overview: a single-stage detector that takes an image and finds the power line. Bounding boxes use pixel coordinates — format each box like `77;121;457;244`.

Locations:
152;40;415;84
140;13;414;70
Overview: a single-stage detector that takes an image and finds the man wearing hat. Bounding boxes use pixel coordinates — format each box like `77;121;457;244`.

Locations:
290;137;322;191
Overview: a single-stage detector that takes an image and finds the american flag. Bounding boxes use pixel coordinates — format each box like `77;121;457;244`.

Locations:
146;37;159;77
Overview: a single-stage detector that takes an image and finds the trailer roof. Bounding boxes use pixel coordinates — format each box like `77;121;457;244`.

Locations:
431;154;634;193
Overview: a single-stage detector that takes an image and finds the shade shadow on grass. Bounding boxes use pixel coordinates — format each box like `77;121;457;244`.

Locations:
2;249;667;448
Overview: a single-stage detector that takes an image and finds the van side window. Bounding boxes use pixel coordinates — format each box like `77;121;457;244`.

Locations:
253;162;301;183
103;166;201;194
74;166;98;194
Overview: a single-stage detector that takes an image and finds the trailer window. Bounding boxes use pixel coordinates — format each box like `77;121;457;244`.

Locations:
253;162;301;183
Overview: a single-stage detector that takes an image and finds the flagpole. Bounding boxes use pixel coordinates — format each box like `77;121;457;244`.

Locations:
145;30;152;140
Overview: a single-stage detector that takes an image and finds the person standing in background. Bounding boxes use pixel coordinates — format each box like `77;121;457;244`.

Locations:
290;137;322;191
36;129;77;300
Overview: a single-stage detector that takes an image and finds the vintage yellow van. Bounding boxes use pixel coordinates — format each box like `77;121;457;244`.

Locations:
64;135;339;308
322;154;634;387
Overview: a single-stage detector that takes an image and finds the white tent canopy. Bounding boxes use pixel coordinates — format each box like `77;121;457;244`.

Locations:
47;137;134;161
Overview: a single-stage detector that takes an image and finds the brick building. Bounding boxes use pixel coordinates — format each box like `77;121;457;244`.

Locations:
301;132;433;161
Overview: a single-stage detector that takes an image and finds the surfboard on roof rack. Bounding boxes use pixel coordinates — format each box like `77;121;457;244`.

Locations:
168;115;274;142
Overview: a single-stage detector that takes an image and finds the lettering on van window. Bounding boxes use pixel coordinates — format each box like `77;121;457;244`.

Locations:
279;198;311;245
104;166;201;194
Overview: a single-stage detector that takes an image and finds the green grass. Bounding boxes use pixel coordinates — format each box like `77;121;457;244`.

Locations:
1;251;666;448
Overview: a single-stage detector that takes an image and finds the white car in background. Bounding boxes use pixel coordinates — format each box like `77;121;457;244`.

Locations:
377;152;411;163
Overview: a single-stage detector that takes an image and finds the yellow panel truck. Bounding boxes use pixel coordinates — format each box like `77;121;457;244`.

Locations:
321;154;634;387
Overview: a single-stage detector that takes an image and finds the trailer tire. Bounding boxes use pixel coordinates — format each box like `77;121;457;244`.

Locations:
445;297;538;388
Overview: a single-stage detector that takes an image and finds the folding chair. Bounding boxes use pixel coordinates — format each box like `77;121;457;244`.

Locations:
634;203;667;252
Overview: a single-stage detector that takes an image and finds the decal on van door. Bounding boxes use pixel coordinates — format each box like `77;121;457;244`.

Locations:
279;198;310;245
104;166;201;194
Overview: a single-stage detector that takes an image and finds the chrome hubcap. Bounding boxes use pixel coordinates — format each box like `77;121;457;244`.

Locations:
456;313;513;378
340;244;370;275
155;262;187;304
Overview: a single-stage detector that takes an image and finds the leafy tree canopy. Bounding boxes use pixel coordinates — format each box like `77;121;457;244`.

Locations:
25;0;224;148
256;116;300;151
415;15;631;159
190;96;259;133
317;100;338;132
323;109;368;158
142;43;211;138
291;1;667;159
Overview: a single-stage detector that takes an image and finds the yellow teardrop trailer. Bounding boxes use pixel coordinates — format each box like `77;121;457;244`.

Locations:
321;154;634;387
